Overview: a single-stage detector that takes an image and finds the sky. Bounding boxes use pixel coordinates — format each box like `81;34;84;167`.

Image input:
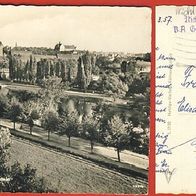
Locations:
0;6;151;53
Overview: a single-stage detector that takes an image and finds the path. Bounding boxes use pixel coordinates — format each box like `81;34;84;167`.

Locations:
0;118;148;170
0;81;129;104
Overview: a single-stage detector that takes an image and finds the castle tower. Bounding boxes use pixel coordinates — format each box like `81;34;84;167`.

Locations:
0;42;3;57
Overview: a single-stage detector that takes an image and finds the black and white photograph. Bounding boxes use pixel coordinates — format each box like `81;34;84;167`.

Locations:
0;6;151;194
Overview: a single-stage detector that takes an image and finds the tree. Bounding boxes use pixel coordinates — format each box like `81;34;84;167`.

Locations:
76;57;87;90
0;127;51;192
55;61;60;77
59;110;79;147
76;52;93;90
100;72;128;97
82;116;99;153
104;115;129;162
0;57;9;70
36;61;43;81
49;61;54;76
82;51;93;87
13;90;37;103
129;125;149;156
66;59;79;83
127;76;150;96
143;52;151;62
0;127;11;181
24;60;30;82
0;95;10;118
9;98;23;130
95;55;110;68
38;76;67;114
7;163;48;193
27;109;40;135
8;55;14;81
60;61;66;82
42;110;59;141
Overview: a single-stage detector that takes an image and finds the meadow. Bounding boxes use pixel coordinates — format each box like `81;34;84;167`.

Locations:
8;137;147;194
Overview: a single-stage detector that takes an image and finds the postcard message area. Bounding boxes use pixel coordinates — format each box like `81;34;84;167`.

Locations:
156;6;196;193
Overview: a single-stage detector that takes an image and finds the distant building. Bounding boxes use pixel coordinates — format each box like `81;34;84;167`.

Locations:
0;84;9;96
139;71;150;80
0;68;9;80
135;61;151;73
60;45;77;54
92;75;99;81
121;60;136;73
0;54;9;80
107;53;115;62
134;53;145;59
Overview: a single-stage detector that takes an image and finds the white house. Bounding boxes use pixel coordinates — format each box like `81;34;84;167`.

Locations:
60;45;77;54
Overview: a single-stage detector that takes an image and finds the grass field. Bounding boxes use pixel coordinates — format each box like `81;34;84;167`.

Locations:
8;137;147;194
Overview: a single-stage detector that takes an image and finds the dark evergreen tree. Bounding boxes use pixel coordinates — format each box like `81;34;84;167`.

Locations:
76;57;86;89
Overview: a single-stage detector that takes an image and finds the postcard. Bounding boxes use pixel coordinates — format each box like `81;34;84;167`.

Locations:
156;5;196;193
0;6;151;193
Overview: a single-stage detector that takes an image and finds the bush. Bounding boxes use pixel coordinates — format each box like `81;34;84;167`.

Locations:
6;163;48;193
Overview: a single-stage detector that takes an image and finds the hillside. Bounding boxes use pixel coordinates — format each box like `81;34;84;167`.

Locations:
8;137;147;194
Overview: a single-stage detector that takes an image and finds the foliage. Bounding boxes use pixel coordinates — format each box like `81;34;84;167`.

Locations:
0;127;11;184
95;55;111;68
104;115;129;162
66;59;78;83
82;116;99;153
0;95;10;118
30;109;40;120
100;72;128;97
0;127;50;192
38;76;68;115
23;100;40;117
27;109;40;135
0;130;11;191
76;51;94;90
0;127;11;150
11;90;37;103
76;57;87;89
127;77;150;96
5;163;48;193
59;110;80;147
87;80;102;92
129;126;149;156
42;110;59;141
143;52;151;62
92;66;100;75
9;98;23;130
128;92;150;129
0;57;9;70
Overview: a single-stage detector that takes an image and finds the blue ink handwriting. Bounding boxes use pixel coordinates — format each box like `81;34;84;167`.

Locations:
157;64;173;69
156;84;172;89
177;96;196;113
157;54;176;61
181;65;196;88
156;91;163;97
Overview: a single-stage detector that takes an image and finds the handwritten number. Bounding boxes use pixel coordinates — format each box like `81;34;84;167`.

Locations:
158;16;172;25
158;17;162;23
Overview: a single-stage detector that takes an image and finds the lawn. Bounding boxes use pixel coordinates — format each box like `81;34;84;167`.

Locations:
8;137;147;194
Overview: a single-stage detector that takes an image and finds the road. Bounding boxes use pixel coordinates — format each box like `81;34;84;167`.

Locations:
0;81;129;104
